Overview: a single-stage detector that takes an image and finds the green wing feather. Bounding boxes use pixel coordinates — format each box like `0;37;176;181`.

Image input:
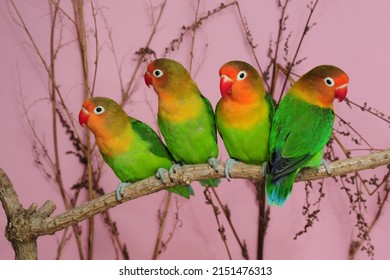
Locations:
265;93;275;125
200;95;218;144
131;117;194;198
199;95;220;187
131;117;173;160
266;94;334;206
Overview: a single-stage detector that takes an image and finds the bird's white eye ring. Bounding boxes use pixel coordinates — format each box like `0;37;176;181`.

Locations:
324;77;335;87
153;69;164;78
94;106;105;115
237;70;247;81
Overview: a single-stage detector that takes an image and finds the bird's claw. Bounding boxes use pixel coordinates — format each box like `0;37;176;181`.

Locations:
115;182;130;201
224;158;237;181
156;168;169;184
208;157;220;172
168;163;182;181
261;162;268;178
321;158;331;175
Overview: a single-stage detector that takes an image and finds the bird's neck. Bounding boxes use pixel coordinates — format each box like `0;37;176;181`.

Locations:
94;122;133;158
157;89;204;123
290;84;334;109
218;95;268;129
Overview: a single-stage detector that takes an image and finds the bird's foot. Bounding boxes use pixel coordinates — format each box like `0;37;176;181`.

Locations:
261;161;268;178
224;158;237;181
208;157;220;172
168;163;183;181
156;168;169;184
115;182;130;201
321;158;331;175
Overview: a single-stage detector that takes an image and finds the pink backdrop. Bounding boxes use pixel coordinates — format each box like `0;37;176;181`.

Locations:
0;0;389;259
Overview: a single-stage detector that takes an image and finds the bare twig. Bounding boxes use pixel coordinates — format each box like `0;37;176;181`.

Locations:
233;1;269;90
204;188;232;260
121;0;167;106
71;0;95;260
348;180;390;259
278;0;319;102
152;192;172;259
255;180;268;260
211;188;249;259
189;0;201;74
270;0;289;96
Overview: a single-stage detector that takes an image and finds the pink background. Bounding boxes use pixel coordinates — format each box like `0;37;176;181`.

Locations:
1;0;389;259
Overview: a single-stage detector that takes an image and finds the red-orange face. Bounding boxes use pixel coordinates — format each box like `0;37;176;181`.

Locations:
79;97;126;138
144;58;191;94
293;65;349;107
219;61;264;101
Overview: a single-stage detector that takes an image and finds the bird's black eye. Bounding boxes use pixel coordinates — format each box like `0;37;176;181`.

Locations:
94;106;105;115
324;77;335;87
153;69;164;78
237;70;247;81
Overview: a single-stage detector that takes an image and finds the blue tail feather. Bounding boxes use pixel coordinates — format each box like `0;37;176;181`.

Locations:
265;171;297;207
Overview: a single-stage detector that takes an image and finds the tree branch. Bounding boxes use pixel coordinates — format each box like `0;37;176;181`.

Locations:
1;149;389;258
0;169;56;259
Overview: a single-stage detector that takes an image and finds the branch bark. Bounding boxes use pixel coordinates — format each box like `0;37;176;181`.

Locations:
0;169;56;259
1;149;389;259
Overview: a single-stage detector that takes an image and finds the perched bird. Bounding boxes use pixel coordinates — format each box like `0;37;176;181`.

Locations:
216;61;274;179
78;97;194;200
144;58;220;187
266;65;349;207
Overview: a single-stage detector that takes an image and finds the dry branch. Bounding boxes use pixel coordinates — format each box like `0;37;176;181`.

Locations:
1;149;389;259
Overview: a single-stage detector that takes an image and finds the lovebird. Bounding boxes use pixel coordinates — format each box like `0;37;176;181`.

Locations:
266;65;349;207
216;61;274;179
144;58;220;187
78;97;194;200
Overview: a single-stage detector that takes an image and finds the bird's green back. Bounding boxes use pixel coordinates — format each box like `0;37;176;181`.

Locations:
268;93;334;180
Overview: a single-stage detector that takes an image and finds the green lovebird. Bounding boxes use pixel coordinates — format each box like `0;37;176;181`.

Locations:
266;65;349;207
215;61;274;179
144;58;220;187
79;97;194;200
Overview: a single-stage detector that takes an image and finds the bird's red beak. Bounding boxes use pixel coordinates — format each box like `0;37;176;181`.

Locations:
79;107;89;127
144;71;152;88
220;75;233;97
335;84;348;102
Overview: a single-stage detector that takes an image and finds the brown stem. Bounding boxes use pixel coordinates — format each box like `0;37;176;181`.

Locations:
189;0;201;74
270;0;289;96
71;0;95;259
234;1;269;90
204;188;232;259
211;188;249;259
102;210;130;259
345;98;390;124
9;0;83;144
278;0;319;103
348;181;390;259
90;1;99;96
121;0;167;106
152;192;172;259
255;180;268;260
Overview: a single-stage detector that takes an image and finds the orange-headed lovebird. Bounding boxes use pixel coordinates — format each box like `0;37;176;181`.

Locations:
79;97;194;200
266;65;349;207
144;58;220;187
216;61;274;179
